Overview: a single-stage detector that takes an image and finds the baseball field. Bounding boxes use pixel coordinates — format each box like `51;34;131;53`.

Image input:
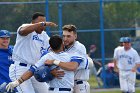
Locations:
89;75;140;93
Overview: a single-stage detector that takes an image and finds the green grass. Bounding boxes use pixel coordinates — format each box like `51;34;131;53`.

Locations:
89;75;140;93
91;89;140;93
88;75;103;88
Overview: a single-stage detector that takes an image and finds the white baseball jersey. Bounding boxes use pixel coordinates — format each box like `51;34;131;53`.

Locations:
114;46;140;92
114;47;140;70
65;41;89;81
12;24;50;65
35;51;82;88
9;24;50;93
65;41;90;93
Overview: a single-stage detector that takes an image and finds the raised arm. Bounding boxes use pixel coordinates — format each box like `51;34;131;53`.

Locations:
19;22;57;36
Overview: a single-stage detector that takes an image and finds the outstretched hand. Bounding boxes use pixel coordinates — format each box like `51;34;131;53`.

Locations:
45;22;58;27
6;80;20;92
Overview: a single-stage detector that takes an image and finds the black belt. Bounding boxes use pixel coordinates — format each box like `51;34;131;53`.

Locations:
75;80;83;84
49;87;71;91
19;63;27;67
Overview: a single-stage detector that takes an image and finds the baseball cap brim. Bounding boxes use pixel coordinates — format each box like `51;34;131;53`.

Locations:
0;35;10;38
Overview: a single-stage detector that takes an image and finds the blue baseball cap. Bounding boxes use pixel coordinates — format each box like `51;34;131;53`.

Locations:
119;37;125;43
0;30;10;38
123;37;131;43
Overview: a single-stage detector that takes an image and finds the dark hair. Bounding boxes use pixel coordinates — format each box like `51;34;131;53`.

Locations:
62;24;77;34
49;35;63;51
32;12;45;20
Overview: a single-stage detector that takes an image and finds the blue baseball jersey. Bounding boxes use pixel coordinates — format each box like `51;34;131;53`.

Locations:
0;46;14;85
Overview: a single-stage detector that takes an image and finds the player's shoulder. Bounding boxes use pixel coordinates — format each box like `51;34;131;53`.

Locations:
114;46;122;51
74;41;86;49
41;31;50;38
18;23;30;29
130;47;138;53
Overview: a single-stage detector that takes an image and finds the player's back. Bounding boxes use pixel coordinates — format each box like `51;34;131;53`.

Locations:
44;51;75;88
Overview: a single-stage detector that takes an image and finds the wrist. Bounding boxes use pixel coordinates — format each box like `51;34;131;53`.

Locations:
13;80;20;87
17;77;24;84
40;22;46;26
53;60;60;66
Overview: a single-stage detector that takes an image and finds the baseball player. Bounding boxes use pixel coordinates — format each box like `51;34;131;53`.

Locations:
46;24;90;93
9;12;57;93
0;30;17;93
6;35;84;93
114;37;140;93
63;24;90;93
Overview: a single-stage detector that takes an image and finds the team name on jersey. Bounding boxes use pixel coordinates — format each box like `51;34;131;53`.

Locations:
119;54;133;64
33;35;44;46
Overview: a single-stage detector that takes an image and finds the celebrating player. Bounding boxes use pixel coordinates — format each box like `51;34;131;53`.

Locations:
46;24;90;93
6;35;84;93
0;30;17;93
114;37;140;93
8;12;57;93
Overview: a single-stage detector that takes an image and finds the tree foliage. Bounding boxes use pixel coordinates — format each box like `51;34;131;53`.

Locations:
1;0;140;58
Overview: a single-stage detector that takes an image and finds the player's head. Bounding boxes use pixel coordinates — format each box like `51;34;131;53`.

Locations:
62;24;77;48
119;37;125;46
49;35;64;52
0;30;10;49
32;12;46;34
123;37;131;50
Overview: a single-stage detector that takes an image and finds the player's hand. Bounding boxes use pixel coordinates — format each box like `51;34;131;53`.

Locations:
131;67;136;72
45;60;54;65
6;80;20;92
45;22;58;27
114;68;119;73
51;68;65;79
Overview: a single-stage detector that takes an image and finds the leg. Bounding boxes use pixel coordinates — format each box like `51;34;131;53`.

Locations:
31;77;49;93
74;81;90;93
9;64;35;93
119;71;128;92
127;71;136;93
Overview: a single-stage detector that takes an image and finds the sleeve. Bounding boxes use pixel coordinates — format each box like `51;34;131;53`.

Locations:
41;50;49;57
78;44;87;55
70;56;83;65
113;48;116;58
35;54;50;68
113;48;119;60
29;53;52;73
134;50;140;64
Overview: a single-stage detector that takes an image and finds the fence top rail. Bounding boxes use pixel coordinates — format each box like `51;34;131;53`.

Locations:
9;27;140;34
0;0;139;5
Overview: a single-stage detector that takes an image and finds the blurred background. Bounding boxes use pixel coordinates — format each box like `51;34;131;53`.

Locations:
1;0;140;90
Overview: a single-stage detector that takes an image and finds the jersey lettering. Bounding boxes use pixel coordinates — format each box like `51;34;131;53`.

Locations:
33;35;44;45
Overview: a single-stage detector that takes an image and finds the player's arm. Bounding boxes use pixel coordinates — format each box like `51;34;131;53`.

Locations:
56;61;79;71
45;56;83;71
6;55;49;92
19;22;57;36
131;63;140;72
113;58;119;72
6;65;37;92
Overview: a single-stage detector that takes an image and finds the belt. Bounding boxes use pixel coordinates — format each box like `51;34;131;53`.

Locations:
75;80;83;84
49;87;71;91
19;63;27;67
